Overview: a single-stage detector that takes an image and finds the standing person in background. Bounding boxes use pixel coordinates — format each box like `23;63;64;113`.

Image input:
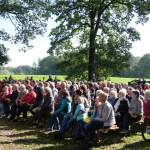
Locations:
46;75;53;82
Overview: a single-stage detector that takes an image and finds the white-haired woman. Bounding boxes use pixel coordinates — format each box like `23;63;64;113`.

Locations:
9;84;27;120
34;87;54;128
4;84;19;118
108;90;118;108
114;89;130;133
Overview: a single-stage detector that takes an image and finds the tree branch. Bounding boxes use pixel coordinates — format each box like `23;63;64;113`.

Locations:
94;0;115;36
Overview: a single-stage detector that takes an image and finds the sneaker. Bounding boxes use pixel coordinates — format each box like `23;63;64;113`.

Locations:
120;129;128;134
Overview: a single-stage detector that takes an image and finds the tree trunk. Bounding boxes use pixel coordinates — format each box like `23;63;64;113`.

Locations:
88;29;95;81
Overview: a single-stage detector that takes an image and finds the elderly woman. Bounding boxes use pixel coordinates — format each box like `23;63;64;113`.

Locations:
86;91;115;144
108;90;118;108
114;89;130;133
34;87;54;128
129;90;143;120
4;84;19;118
127;90;143;129
17;85;37;120
9;84;27;120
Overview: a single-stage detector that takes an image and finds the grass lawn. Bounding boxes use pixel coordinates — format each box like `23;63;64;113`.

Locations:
0;75;67;81
0;118;150;150
0;75;136;83
0;75;150;83
109;77;137;83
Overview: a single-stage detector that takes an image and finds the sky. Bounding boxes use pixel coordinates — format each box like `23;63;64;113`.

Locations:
1;17;150;67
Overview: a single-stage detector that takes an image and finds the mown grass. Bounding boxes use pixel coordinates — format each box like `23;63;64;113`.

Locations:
0;75;67;81
0;75;149;83
109;77;137;83
0;118;150;150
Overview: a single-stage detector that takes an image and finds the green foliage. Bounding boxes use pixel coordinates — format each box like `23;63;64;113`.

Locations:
48;0;150;80
57;49;88;80
135;54;150;78
37;55;62;75
13;65;33;75
0;44;9;65
0;65;33;75
0;0;50;65
120;54;150;78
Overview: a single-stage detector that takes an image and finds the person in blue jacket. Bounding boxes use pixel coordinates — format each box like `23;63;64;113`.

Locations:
73;96;87;139
48;90;72;131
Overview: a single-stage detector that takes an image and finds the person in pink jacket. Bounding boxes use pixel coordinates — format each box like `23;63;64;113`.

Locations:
144;90;150;121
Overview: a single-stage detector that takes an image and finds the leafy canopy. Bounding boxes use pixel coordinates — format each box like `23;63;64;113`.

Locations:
48;0;150;80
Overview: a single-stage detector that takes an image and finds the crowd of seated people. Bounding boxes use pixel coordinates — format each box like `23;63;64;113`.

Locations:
0;78;150;146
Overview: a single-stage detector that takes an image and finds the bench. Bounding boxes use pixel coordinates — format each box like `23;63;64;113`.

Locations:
96;125;119;142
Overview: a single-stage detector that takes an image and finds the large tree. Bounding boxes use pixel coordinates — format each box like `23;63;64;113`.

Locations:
48;0;150;80
0;0;50;65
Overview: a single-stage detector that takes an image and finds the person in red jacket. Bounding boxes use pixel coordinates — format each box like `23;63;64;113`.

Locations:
144;90;150;121
17;85;36;120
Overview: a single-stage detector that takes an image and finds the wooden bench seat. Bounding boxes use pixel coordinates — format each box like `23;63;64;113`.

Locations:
96;125;119;134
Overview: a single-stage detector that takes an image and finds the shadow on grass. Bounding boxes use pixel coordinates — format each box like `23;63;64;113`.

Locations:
118;141;150;150
1;118;149;150
0;118;86;150
12;132;86;150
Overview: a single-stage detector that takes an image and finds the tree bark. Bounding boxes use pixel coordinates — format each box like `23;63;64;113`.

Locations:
88;10;96;81
88;34;95;81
